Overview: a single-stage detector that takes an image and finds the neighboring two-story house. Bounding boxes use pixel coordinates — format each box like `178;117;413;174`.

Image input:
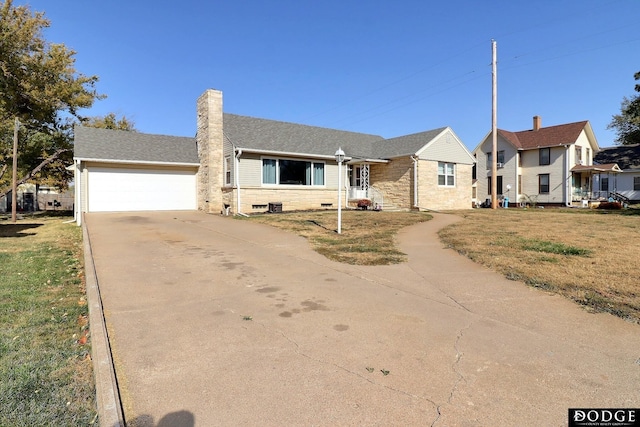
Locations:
472;116;617;207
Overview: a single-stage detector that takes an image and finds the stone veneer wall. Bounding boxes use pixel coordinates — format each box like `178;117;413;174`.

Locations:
225;187;341;214
418;160;473;210
196;89;224;213
370;157;414;209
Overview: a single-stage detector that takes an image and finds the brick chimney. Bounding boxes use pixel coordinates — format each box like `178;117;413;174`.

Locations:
196;89;224;213
533;115;542;131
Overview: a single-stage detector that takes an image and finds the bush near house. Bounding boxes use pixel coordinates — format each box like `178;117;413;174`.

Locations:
356;199;372;210
597;201;622;210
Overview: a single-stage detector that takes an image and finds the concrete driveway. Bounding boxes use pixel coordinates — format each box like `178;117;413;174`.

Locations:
85;211;640;426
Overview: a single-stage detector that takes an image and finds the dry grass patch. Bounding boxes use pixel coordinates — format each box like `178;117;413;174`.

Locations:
439;208;640;323
242;210;432;265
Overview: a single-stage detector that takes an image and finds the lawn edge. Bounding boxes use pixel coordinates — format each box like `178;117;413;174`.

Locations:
82;217;125;426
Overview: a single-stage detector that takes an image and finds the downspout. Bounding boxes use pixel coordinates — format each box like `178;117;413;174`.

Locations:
235;148;243;215
411;156;419;208
564;145;571;207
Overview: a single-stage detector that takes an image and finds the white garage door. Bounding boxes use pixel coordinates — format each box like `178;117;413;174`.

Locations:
88;167;197;212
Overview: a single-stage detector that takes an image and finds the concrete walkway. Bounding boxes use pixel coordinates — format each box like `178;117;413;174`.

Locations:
85;211;640;426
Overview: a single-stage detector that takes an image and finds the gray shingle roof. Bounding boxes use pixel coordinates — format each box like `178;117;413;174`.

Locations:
223;114;451;160
74;126;198;164
372;127;448;159
74;117;457;164
223;114;384;158
594;144;640;170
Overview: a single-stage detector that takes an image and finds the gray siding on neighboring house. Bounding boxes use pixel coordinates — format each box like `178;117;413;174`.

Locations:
475;134;519;198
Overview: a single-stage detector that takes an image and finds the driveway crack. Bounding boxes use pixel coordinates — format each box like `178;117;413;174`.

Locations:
257;322;442;418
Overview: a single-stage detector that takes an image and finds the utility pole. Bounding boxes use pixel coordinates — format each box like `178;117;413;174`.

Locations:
11;117;19;223
491;40;498;209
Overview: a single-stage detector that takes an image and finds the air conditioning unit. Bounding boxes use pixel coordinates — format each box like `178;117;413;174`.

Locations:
577;160;584;165
497;162;504;168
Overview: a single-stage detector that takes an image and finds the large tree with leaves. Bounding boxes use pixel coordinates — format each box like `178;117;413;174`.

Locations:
608;71;640;146
0;0;107;194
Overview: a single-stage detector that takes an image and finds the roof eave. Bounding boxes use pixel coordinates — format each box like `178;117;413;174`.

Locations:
74;157;200;167
237;147;351;161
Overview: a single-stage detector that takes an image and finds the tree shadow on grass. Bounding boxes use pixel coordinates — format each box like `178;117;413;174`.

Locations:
0;223;42;238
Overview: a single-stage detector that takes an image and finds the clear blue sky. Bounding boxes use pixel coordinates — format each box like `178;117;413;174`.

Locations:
17;0;640;149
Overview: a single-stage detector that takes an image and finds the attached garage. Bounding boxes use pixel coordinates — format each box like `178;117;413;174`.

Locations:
86;165;197;212
73;126;200;224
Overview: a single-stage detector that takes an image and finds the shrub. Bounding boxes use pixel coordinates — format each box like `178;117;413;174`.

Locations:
597;201;622;210
357;199;371;209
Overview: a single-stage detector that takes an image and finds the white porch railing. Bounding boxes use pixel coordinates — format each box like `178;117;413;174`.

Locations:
348;186;384;210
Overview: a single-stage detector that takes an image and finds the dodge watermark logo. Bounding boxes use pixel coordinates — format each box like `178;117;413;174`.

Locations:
569;409;639;427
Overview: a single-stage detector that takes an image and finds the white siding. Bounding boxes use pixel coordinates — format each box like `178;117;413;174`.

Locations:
519;145;567;204
419;130;475;164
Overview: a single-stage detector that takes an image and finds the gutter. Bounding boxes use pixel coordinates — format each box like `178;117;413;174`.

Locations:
237;147;352;162
73;157;200;167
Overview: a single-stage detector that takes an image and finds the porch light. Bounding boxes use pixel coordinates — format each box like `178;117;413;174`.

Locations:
335;147;345;234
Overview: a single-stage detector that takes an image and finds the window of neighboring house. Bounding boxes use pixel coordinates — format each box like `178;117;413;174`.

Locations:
539;148;550;165
224;156;232;185
486;151;505;168
517;152;522;167
487;176;503;195
575;146;582;164
600;177;609;192
261;158;325;185
539;174;550;194
438;162;455;186
586;148;591;165
635;177;640;191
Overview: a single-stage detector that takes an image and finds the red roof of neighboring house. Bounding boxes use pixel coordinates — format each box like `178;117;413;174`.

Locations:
498;121;589;150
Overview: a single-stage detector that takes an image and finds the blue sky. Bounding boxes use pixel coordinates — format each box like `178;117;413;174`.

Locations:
17;0;640;149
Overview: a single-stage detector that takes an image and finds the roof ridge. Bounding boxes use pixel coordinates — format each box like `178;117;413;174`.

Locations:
223;113;383;139
512;120;588;135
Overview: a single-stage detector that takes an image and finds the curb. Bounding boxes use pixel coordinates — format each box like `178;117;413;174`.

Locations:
82;217;125;426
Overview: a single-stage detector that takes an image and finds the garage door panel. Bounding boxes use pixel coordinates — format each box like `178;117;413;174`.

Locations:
88;167;197;212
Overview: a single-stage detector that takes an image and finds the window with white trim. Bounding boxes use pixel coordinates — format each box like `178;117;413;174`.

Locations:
486;151;505;169
539;148;550;165
539;174;550;194
261;158;325;186
224;156;232;185
438;162;455;186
